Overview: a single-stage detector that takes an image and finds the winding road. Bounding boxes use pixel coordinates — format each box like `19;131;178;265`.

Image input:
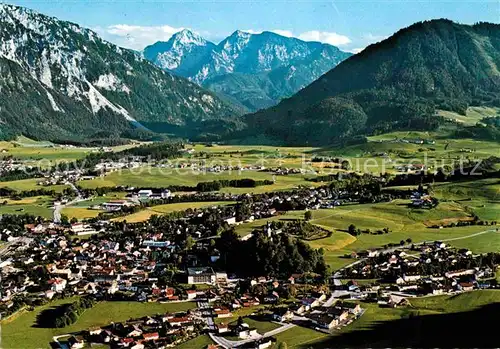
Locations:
53;181;85;222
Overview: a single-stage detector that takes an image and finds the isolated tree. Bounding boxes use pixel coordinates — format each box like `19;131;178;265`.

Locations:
348;224;357;236
185;235;194;250
304;211;313;221
60;214;69;225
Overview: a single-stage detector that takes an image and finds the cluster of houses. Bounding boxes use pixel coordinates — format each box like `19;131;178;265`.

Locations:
410;191;438;209
0;224;232;308
393;138;436;145
65;310;202;349
394;164;427;173
0;158;27;174
261;167;313;175
337;241;498;298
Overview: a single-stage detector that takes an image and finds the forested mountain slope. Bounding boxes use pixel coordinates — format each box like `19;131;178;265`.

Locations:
242;20;500;145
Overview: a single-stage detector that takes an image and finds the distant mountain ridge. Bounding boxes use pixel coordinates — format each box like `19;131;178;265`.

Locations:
0;3;241;142
143;30;352;111
241;19;500;145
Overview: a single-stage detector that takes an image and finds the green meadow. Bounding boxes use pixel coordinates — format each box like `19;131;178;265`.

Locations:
1;299;195;349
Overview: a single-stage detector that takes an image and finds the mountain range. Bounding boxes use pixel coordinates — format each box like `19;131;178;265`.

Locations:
242;19;500;145
143;30;352;111
0;3;499;146
0;3;241;143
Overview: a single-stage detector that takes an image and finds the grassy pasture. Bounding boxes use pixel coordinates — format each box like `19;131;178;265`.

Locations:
78;167;319;193
113;201;235;223
0;178;69;192
0;195;53;219
437;106;499;126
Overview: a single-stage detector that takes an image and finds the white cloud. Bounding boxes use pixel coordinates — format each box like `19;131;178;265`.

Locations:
298;31;351;46
271;29;294;37
241;29;293;37
241;29;262;35
95;24;185;50
348;47;364;54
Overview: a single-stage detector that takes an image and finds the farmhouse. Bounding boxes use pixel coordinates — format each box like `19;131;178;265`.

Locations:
137;189;153;199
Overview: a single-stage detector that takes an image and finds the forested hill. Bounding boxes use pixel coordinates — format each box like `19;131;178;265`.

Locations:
242;19;500;145
0;4;242;143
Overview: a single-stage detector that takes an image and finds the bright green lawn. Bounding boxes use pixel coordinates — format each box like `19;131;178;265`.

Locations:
176;335;214;349
274;325;329;348
1;299;195;349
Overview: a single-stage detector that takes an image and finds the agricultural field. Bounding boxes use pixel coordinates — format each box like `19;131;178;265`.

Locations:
0;136;142;164
1;298;195;349
431;178;500;221
0;195;53;219
0;178;68;192
78;166;320;193
61;207;104;220
186;144;319;168
318;127;499;169
113;201;235;223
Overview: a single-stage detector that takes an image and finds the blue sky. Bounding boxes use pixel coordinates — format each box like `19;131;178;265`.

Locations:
8;0;500;52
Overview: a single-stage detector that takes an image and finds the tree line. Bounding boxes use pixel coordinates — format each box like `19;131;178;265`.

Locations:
36;296;95;328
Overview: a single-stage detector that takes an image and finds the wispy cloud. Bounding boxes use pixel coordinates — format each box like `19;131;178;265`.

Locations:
95;24;185;50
